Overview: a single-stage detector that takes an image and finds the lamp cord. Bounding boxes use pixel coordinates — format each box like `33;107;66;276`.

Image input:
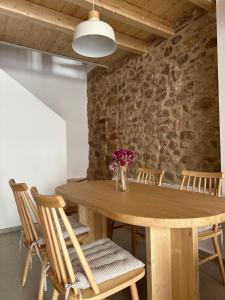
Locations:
93;0;94;10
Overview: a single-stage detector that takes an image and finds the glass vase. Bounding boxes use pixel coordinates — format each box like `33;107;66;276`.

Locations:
116;166;128;192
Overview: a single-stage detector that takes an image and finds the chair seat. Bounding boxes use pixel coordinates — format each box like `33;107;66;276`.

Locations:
198;225;213;233
38;214;90;245
68;238;145;290
69;268;145;300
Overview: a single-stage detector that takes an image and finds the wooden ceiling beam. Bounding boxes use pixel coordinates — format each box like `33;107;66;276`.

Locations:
189;0;215;11
0;0;80;34
0;0;147;55
67;0;175;38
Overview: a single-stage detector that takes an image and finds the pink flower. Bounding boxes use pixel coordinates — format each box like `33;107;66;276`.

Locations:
111;148;135;170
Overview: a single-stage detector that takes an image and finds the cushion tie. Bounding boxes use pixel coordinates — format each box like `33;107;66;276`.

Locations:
65;280;83;300
19;230;43;266
42;262;50;292
19;230;24;251
29;240;42;269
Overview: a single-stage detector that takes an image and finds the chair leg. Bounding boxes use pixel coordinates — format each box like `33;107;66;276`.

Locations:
38;255;48;300
131;225;137;256
213;236;225;285
109;220;115;239
22;247;32;287
130;283;139;300
52;289;59;300
107;219;113;239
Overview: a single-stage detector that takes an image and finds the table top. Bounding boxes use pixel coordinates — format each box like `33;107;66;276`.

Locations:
56;180;225;228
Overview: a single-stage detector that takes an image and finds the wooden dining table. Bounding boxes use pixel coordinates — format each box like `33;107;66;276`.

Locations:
56;180;225;300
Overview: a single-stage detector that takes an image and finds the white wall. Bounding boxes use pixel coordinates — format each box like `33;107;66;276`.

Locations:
0;44;89;179
216;0;225;257
196;3;225;255
217;1;225;191
0;69;67;230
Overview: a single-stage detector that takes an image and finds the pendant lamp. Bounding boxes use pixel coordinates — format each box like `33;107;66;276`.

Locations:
72;1;116;58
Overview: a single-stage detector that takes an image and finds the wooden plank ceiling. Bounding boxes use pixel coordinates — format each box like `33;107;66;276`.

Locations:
0;0;215;66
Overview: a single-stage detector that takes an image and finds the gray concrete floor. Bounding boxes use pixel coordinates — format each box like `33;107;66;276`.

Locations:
0;228;225;300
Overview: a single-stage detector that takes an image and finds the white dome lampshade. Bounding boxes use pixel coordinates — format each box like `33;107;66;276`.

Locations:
72;10;117;58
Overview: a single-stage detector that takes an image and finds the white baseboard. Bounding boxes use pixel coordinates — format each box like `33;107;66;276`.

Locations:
0;225;21;234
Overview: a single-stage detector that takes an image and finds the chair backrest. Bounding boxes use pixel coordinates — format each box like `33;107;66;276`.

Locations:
30;187;99;296
9;179;40;246
137;168;164;186
180;170;224;196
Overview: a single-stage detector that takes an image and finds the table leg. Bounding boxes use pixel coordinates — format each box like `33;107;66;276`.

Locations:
171;228;199;300
146;227;199;300
78;205;107;243
146;227;172;300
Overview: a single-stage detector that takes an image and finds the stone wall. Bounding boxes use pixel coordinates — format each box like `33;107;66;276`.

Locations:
87;12;220;184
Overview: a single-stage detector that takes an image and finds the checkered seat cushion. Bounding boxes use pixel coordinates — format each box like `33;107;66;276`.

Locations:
198;225;213;233
69;238;145;290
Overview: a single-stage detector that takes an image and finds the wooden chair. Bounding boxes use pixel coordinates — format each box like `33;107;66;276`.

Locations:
9;179;90;300
131;168;164;254
65;178;88;215
31;187;145;300
111;168;164;255
180;170;225;284
9;179;45;289
136;167;164;186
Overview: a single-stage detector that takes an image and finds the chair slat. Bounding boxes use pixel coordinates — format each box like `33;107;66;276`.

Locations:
159;173;163;186
209;178;212;195
186;176;190;191
23;195;39;242
203;178;207;193
37;206;58;279
45;207;64;284
144;173;148;184
218;178;222;197
198;177;202;192
136;172;141;182
148;174;152;184
214;178;217;196
15;191;32;243
18;192;34;243
180;175;186;190
41;206;62;283
192;176;196;191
